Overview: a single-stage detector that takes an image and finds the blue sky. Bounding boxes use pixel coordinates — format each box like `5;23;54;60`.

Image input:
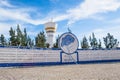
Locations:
0;0;120;47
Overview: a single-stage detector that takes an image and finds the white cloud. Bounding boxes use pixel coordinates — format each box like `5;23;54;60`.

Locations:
1;0;120;26
0;0;120;47
0;22;31;38
109;18;120;24
66;0;120;25
0;0;15;7
0;23;14;38
0;0;45;25
44;0;120;26
94;27;120;39
84;27;120;40
0;0;120;37
0;7;43;25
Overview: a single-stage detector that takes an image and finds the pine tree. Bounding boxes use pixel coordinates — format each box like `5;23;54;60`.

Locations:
9;27;16;46
21;28;28;46
53;35;59;48
103;33;119;49
98;39;102;49
16;24;22;46
89;33;98;49
46;43;50;48
0;34;6;46
35;31;46;48
81;36;89;49
27;36;34;47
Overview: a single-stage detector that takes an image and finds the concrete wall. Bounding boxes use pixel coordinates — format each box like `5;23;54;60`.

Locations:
0;48;60;63
0;48;120;63
78;50;120;61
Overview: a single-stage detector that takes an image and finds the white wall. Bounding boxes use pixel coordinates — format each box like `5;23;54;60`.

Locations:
0;48;120;63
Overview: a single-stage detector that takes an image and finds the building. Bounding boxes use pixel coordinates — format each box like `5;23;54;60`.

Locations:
44;21;57;48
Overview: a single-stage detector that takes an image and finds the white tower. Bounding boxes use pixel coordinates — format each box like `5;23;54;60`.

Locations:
44;21;57;48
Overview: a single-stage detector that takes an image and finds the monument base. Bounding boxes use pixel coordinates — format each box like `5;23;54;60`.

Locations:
60;51;79;64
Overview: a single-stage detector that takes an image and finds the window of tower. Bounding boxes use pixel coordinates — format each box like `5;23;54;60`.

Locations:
46;31;55;33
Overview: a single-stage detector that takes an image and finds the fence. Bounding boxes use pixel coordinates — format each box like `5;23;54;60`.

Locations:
0;47;120;67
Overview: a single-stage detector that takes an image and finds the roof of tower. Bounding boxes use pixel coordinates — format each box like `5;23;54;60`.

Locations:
44;21;57;28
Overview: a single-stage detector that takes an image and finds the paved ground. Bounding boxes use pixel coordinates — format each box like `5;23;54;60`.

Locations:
0;63;120;80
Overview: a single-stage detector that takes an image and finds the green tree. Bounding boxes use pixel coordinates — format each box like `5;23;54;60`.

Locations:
46;43;50;48
81;36;89;49
53;35;59;48
8;26;34;47
16;24;22;46
103;33;119;49
98;39;102;49
35;31;46;48
27;36;34;47
21;28;28;46
0;34;6;46
89;33;98;49
9;27;16;46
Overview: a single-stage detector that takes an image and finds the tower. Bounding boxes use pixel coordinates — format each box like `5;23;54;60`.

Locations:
44;21;57;48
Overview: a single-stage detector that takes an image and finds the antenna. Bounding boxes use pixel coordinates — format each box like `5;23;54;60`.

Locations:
50;18;53;22
68;27;72;33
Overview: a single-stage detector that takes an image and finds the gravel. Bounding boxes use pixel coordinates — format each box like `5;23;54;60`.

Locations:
0;63;120;80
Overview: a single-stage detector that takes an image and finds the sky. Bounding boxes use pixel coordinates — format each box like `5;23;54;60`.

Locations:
0;0;120;48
